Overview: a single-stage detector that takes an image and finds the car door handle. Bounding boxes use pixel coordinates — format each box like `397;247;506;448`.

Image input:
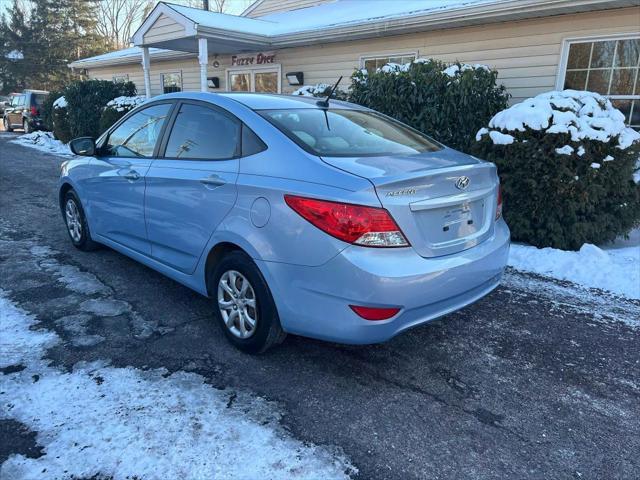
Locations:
199;175;226;187
123;170;140;181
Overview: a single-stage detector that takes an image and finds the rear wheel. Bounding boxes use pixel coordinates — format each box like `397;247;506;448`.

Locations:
23;119;30;134
3;117;13;132
209;251;286;354
63;190;99;251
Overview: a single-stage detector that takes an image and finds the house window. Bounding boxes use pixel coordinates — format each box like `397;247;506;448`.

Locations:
162;72;182;93
562;36;640;129
112;74;129;83
361;53;417;74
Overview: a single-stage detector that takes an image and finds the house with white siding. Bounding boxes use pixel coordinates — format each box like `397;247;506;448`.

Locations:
69;0;640;128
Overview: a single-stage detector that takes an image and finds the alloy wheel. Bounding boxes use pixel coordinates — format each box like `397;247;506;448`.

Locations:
65;199;82;242
217;270;258;339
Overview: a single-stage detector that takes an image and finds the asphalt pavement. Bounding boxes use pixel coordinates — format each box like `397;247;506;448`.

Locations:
1;132;639;480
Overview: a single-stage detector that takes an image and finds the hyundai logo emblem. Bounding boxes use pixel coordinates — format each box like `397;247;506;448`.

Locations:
455;176;470;190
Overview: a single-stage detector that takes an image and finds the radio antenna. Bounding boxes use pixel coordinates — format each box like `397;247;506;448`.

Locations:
317;76;343;108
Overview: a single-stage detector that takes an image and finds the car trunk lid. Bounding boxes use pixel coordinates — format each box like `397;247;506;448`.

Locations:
321;149;500;258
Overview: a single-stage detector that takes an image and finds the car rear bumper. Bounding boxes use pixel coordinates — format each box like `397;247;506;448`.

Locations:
257;219;510;344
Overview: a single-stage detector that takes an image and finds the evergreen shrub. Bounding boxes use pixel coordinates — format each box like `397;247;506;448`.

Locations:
472;90;640;250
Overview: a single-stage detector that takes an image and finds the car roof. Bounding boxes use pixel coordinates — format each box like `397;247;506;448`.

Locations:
151;92;367;112
218;93;366;111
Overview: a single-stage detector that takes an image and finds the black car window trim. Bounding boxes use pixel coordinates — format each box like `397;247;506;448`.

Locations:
96;100;177;158
157;99;243;162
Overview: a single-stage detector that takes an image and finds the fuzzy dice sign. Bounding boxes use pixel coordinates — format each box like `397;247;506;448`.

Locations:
231;52;276;67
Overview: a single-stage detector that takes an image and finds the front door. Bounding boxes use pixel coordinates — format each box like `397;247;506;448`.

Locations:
144;101;241;274
86;102;174;255
227;67;280;93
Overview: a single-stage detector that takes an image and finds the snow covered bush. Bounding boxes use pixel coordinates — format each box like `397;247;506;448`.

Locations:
348;59;509;152
63;79;137;139
99;95;146;133
291;83;348;100
40;93;72;143
473;90;640;250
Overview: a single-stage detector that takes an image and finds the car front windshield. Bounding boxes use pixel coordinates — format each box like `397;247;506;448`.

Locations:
259;108;441;157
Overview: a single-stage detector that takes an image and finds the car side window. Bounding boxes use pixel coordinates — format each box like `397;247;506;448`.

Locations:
104;103;172;158
164;103;240;160
241;124;267;157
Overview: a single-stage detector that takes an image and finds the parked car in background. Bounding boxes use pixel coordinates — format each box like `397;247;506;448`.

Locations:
0;96;10;116
2;90;48;133
59;92;510;353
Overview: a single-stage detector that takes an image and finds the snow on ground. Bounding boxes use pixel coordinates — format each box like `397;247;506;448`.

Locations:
508;243;640;300
0;292;355;480
10;131;75;157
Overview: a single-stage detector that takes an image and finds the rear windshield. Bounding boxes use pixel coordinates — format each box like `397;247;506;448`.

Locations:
259;108;441;157
32;94;47;106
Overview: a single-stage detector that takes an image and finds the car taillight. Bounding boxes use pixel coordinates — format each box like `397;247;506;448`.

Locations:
30;106;37;116
496;185;503;220
284;194;409;247
350;305;401;321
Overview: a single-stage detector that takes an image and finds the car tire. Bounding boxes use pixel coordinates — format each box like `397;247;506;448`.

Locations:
3;117;12;132
209;250;286;354
23;119;30;134
62;190;100;251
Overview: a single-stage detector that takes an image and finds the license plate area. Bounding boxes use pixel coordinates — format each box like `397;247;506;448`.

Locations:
415;199;487;247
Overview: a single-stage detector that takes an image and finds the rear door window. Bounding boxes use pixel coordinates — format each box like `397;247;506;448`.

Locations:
104;103;172;157
32;94;46;107
163;103;241;160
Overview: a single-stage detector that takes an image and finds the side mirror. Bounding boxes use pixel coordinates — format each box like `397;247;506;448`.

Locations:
69;137;96;156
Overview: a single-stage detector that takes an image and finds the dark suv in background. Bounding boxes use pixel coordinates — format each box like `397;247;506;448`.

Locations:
3;90;48;133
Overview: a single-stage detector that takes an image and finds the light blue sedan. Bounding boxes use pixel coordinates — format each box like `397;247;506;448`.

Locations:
61;93;510;353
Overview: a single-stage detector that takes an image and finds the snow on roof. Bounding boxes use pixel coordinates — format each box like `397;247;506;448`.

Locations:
254;0;498;34
168;0;498;36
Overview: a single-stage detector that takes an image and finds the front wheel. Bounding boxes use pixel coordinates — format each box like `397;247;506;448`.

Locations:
63;190;99;251
209;251;286;354
3;117;13;132
23;119;30;134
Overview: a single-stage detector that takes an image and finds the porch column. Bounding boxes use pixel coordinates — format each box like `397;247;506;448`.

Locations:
198;37;208;92
141;47;152;99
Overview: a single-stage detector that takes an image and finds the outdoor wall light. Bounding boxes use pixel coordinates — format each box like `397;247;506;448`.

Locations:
286;72;304;86
207;77;220;88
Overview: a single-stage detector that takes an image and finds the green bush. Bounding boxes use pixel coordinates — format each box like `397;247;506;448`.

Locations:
63;80;136;139
472;90;640;250
99;107;125;134
348;60;509;152
41;90;62;131
52;104;72;144
99;95;146;133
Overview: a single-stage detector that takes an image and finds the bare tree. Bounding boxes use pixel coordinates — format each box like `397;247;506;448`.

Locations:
94;0;154;49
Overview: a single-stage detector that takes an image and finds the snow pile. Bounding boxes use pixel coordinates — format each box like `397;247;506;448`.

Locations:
509;243;640;299
477;90;640;150
52;96;67;109
0;292;355;479
292;83;330;96
105;95;146;112
442;63;489;77
10;131;74;157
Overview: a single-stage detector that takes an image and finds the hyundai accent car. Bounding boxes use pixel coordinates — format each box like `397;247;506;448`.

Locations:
60;93;509;353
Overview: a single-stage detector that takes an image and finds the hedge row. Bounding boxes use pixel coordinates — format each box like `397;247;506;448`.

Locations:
43;80;137;142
